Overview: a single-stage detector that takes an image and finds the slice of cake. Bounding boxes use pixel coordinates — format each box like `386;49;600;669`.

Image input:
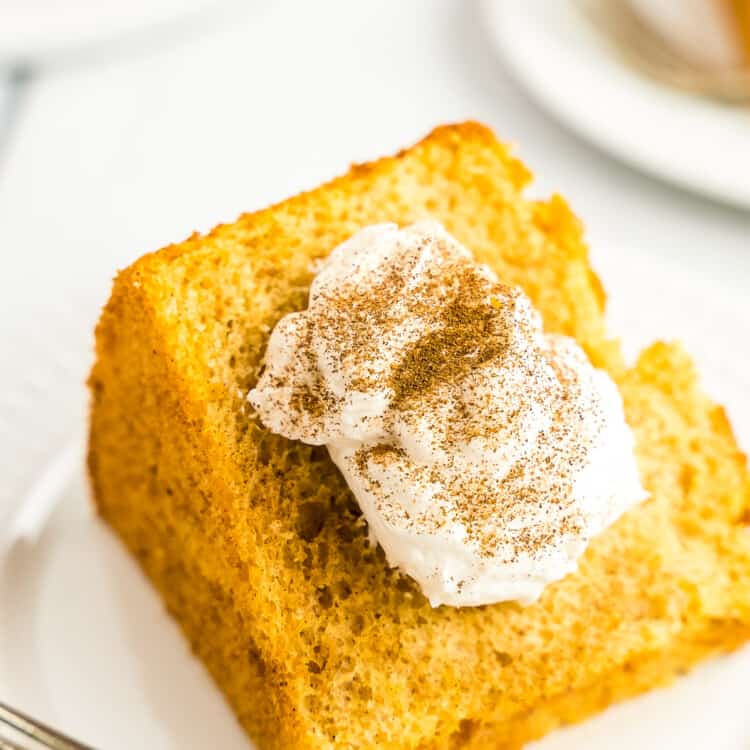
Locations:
88;122;750;749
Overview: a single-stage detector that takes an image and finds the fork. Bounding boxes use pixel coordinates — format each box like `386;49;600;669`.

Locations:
0;702;95;750
577;0;750;105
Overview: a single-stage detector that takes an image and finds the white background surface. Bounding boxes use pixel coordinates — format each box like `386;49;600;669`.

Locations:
0;1;749;748
0;0;237;64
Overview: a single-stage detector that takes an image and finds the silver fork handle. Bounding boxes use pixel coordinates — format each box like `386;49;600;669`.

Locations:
0;702;95;750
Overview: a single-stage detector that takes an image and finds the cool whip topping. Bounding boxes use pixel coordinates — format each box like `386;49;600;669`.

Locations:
249;222;647;607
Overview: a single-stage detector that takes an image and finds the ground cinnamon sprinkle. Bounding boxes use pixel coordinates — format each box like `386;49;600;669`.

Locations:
389;287;511;407
250;221;608;569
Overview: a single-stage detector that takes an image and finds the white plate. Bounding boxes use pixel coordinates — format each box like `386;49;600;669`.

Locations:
481;0;750;211
1;247;749;749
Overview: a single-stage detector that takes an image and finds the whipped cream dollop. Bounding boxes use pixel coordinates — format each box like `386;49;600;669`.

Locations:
248;221;647;607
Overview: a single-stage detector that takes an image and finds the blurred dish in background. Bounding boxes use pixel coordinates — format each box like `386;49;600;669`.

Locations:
580;0;750;105
629;0;750;71
0;0;241;66
481;0;750;210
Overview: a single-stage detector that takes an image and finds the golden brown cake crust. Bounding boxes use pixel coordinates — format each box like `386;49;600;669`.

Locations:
88;122;750;749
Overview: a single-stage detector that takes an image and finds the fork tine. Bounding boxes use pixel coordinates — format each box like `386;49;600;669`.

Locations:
615;3;698;70
580;0;696;74
0;703;95;750
0;734;28;750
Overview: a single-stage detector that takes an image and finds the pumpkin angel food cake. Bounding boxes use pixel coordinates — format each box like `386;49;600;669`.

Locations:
88;122;750;749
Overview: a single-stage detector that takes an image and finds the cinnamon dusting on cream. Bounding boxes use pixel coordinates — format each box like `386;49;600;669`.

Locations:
249;221;647;606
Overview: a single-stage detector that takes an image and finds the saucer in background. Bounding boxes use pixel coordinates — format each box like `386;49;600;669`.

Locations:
480;0;750;210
